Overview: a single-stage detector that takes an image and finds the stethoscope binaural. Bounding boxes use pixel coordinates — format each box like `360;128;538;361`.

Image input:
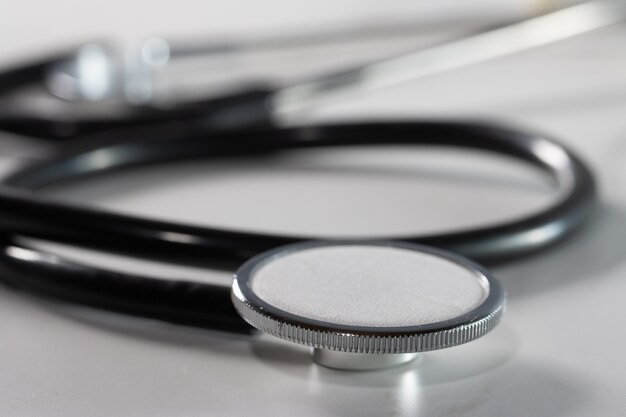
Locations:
0;0;620;368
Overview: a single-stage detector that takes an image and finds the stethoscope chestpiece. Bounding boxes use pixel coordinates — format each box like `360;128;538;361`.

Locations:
231;241;506;371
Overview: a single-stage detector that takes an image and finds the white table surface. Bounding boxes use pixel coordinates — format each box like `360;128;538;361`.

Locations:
1;3;625;416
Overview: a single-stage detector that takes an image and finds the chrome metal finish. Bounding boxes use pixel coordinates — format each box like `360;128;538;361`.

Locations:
313;349;419;370
46;44;117;102
44;1;625;112
232;286;504;354
46;38;170;104
272;0;626;119
231;241;506;370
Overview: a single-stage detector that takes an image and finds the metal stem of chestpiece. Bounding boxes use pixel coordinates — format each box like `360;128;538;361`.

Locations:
231;241;506;371
313;350;420;370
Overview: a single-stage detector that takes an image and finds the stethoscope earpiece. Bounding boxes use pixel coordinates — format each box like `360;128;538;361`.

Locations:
232;241;505;370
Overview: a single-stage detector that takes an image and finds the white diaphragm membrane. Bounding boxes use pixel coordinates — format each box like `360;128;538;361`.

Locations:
249;245;489;327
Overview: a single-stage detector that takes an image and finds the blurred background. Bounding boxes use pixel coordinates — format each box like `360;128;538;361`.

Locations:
0;0;578;109
1;1;546;57
1;1;625;416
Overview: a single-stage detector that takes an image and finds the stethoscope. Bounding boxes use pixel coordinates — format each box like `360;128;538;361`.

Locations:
0;0;620;369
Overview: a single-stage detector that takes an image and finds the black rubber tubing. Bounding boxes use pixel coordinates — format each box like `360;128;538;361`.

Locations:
0;121;596;332
0;54;597;333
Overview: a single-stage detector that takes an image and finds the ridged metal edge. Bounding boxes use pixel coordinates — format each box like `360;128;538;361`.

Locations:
232;289;505;354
